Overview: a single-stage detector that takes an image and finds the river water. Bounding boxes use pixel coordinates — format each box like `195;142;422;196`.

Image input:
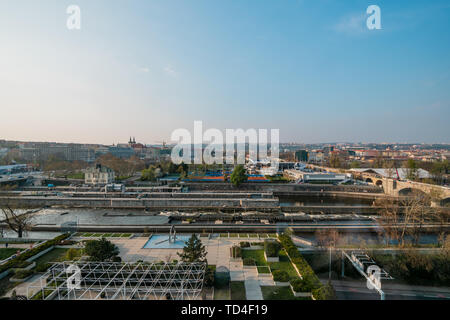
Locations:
279;196;373;207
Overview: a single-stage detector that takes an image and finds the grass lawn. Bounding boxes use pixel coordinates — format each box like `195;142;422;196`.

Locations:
0;248;23;260
229;234;238;238
121;233;132;237
241;250;268;266
261;286;311;300
268;233;277;238
219;233;228;238
230;281;246;300
92;233;104;237
268;250;299;281
257;266;271;274
238;234;248;238
111;234;122;237
33;248;82;266
249;234;258;238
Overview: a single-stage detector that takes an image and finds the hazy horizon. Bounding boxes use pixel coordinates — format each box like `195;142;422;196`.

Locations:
1;0;449;144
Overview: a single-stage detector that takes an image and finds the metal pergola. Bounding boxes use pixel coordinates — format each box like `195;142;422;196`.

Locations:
341;250;393;300
27;261;206;300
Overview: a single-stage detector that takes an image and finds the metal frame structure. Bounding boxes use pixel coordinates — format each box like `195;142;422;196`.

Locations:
341;250;393;300
27;261;206;300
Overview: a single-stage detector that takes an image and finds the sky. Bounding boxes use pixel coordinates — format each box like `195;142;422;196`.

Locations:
0;0;449;145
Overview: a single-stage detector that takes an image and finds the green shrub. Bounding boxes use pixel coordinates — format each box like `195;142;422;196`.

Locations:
35;263;51;273
240;242;250;248
14;260;32;268
14;269;34;279
204;265;215;287
264;240;281;257
0;233;70;274
243;258;256;266
272;270;289;282
278;233;331;293
64;248;80;261
290;277;314;293
312;281;336;300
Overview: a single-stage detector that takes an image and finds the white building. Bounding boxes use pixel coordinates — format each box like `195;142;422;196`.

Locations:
350;168;432;180
85;164;115;185
284;169;350;183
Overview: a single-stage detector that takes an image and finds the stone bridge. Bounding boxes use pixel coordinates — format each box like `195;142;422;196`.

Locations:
356;172;450;206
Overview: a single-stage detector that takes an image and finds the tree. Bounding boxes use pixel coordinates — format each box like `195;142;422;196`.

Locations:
375;191;431;247
405;159;418;181
84;238;120;261
230;165;247;187
373;153;384;168
350;161;361;169
328;154;341;168
383;160;396;179
0;205;34;238
178;234;207;263
431;160;449;185
315;229;341;248
141;166;157;181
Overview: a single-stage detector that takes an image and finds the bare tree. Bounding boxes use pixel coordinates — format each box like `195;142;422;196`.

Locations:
375;196;401;246
0;205;34;238
315;228;341;248
375;191;431;247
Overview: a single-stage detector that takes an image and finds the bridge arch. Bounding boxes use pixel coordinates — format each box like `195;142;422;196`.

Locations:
441;197;450;207
375;180;383;187
398;187;428;197
365;178;374;184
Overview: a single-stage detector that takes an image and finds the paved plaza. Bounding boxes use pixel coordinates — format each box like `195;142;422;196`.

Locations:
110;236;274;299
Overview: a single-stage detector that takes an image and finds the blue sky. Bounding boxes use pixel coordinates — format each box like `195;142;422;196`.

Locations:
0;0;449;144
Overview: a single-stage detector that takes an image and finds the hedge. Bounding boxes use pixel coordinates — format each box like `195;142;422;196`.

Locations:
312;281;336;300
243;258;256;266
264;240;281;257
0;233;70;274
278;233;335;300
272;270;290;282
290;276;315;293
240;242;250;248
13;269;34;279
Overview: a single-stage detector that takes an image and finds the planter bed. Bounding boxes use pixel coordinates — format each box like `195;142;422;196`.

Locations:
243;265;257;270
264;252;279;262
257;266;272;277
274;281;290;287
290;285;312;298
0;234;70;279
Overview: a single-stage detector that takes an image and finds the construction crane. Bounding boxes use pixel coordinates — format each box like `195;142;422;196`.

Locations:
395;167;400;180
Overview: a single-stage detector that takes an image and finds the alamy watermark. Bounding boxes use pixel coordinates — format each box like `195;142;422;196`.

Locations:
66;5;81;30
170;121;280;171
366;5;381;30
64;4;380;31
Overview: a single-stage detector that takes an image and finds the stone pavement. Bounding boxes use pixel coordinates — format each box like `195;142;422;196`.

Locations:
5;274;44;298
110;236;242;266
110;236;273;300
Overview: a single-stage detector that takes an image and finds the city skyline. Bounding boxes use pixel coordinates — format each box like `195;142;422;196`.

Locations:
1;0;449;144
